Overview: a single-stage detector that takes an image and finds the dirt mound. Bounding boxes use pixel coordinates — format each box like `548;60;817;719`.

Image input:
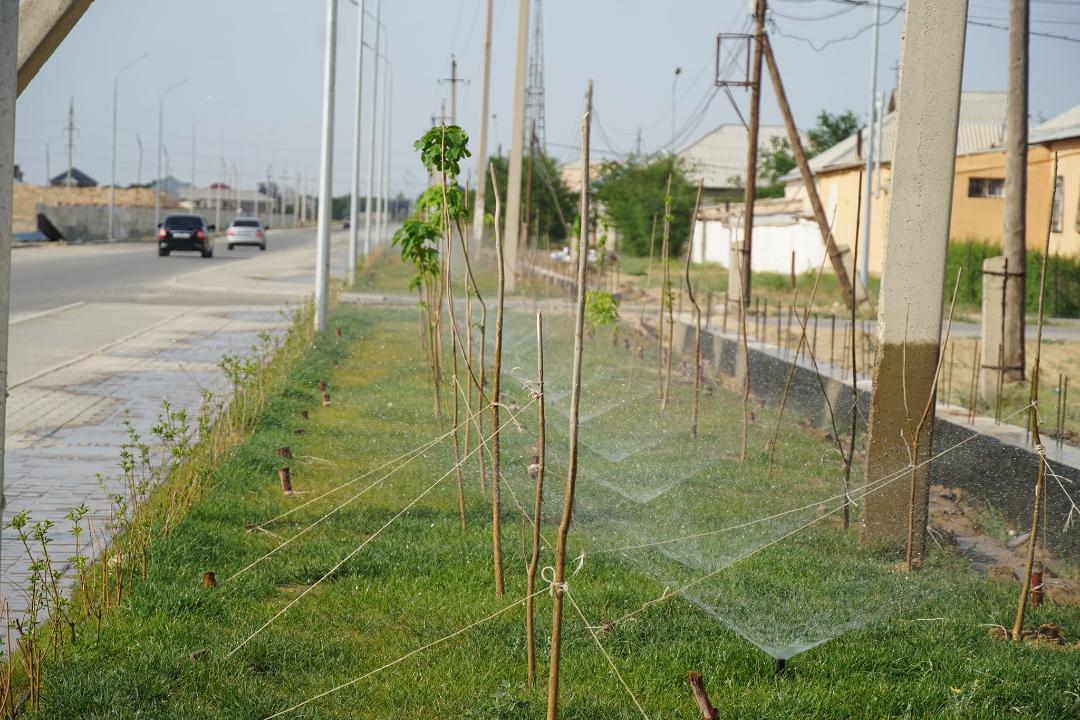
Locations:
12;184;164;232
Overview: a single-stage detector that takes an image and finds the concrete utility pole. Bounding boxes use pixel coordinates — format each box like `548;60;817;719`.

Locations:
379;62;391;247
670;66;682;151
762;36;856;308
362;0;382;259
1001;0;1029;382
1;0;19;560
861;0;969;561
504;0;530;291
859;0;882;289
471;0;494;256
64;97;75;186
314;0;338;332
192;95;212;211
347;0;365;285
135;133;142;186
155;77;188;229
737;0;766;307
439;55;469;126
110;52;147;241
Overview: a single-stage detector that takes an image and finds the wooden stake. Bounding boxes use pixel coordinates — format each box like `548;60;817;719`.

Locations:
525;311;546;687
279;467;293;495
202;571;216;589
1013;153;1058;640
687;672;718;720
684;181;705;437
547;80;591;720
658;175;673;405
489;162;507;597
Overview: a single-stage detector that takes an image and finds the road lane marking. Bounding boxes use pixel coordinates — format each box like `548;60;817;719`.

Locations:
9;301;87;326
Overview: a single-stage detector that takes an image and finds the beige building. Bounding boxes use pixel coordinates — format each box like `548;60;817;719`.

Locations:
780;92;1080;275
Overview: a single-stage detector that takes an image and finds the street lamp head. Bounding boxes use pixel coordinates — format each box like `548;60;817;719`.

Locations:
675;66;682;76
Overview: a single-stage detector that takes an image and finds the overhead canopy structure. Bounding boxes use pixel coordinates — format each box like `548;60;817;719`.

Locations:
17;0;94;96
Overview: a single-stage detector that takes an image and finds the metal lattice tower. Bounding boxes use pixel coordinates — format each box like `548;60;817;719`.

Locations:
524;0;546;152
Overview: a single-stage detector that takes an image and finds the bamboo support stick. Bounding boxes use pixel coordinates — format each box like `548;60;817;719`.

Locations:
489;162;507;597
684;182;705;437
1013;153;1059;640
546;81;592;720
525;311;546;687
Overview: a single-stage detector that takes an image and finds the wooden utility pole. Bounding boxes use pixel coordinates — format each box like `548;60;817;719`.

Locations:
503;0;530;291
1002;0;1028;381
762;35;856;309
471;0;494;257
739;0;766;306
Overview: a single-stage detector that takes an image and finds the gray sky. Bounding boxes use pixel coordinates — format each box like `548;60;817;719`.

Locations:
13;0;1080;199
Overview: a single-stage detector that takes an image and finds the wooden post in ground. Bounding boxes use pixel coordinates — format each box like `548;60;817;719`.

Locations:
1002;0;1029;383
860;0;969;559
525;311;545;686
546;80;591;720
761;35;856;309
489;163;507;596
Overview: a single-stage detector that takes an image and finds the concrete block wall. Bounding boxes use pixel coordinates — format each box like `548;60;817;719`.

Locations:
666;312;1080;560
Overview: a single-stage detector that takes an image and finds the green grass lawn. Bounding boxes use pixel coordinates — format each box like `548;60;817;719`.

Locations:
35;306;1080;719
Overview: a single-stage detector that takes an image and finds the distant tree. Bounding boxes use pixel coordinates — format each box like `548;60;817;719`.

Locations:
593;155;697;257
808;110;860;157
484;151;575;244
758;136;796;198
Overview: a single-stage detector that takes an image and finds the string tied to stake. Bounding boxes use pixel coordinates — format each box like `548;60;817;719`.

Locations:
542;552;586;596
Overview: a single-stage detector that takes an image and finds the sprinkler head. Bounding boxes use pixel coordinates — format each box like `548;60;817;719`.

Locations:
775;657;786;676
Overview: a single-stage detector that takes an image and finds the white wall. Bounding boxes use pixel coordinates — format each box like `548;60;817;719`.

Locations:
692;217;826;274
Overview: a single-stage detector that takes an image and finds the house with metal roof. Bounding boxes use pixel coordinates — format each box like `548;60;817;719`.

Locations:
678;124;803;203
771;91;1080;274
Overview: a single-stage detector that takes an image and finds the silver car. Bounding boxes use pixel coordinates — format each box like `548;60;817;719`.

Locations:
226;217;267;251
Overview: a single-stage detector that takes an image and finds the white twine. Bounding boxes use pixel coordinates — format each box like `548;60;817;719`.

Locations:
226;398;537;659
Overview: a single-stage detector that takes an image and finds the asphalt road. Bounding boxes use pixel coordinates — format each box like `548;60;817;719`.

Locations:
10;227;317;318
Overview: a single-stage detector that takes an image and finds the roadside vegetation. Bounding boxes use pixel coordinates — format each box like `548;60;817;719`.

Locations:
21;305;1080;719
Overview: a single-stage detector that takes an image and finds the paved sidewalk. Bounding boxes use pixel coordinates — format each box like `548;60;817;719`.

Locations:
0;226;362;619
1;306;292;614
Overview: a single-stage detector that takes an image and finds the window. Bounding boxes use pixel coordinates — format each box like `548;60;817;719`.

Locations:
232;219;260;228
164;215;202;229
1052;176;1063;233
968;177;1005;198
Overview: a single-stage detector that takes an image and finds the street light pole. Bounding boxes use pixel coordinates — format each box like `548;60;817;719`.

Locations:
191;95;213;214
347;0;366;285
155;77;188;230
314;0;339;332
379;61;391;246
859;0;881;289
110;52;148;241
671;66;682;152
362;0;382;259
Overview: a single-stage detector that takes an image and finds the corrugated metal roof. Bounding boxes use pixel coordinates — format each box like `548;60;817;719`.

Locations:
1030;104;1080;145
677;124;802;190
783;91;1009;181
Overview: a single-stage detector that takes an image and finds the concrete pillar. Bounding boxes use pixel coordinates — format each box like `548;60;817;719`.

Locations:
502;0;529;292
980;256;1007;397
860;0;969;560
1;0;17;540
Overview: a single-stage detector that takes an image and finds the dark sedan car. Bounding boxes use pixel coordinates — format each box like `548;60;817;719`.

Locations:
158;214;215;257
